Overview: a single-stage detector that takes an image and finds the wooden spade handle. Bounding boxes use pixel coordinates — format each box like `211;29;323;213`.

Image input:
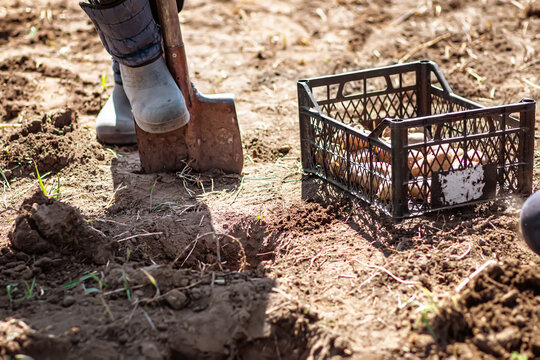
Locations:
155;0;193;106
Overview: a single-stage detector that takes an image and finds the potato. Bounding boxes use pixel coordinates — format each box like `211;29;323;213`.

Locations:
314;148;326;167
408;132;425;144
351;149;372;164
382;126;392;139
376;180;431;201
466;149;488;165
328;157;345;178
313;149;345;179
376;182;392;201
408;149;425;168
375;146;391;163
410;145;465;177
342;135;369;152
410;154;432;177
450;157;479;170
408;127;424;133
340;124;370;152
409;180;431;201
350;162;392;191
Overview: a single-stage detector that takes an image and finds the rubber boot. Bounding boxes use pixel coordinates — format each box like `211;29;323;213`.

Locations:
80;0;189;134
96;83;137;145
119;57;189;133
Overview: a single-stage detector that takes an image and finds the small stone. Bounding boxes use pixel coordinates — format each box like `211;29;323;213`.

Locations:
501;290;518;306
417;255;429;270
333;336;350;352
495;326;520;349
62;296;76;307
139;342;163;360
15;252;30;261
164;289;188;310
278;145;291;155
515;315;526;327
413;334;435;348
118;333;128;345
20;268;33;280
13;264;27;272
34;257;53;269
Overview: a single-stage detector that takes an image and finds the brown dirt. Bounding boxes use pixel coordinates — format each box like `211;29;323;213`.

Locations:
0;0;540;359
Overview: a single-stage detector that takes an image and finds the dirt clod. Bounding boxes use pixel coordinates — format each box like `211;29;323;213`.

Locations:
8;186;116;264
0;109;103;179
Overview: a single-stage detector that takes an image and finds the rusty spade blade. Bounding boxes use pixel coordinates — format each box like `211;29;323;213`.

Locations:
135;0;243;174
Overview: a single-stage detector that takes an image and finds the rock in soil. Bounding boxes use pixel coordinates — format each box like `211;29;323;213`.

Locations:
164;289;189;310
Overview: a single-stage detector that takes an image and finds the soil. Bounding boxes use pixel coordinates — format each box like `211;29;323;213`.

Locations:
0;0;540;359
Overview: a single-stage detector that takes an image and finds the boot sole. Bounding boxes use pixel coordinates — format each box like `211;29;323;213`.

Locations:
97;131;138;145
134;111;190;134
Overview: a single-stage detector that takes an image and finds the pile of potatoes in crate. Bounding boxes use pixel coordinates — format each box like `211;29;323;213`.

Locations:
315;124;488;202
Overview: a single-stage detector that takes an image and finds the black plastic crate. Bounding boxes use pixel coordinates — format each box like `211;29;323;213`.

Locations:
298;60;536;219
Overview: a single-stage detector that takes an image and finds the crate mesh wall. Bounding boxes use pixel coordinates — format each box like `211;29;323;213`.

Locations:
299;61;535;218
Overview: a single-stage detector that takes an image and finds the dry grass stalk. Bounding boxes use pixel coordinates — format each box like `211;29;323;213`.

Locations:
117;232;163;243
398;33;451;63
352;259;420;286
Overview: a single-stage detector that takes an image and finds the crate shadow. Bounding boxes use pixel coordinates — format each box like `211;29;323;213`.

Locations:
300;175;503;256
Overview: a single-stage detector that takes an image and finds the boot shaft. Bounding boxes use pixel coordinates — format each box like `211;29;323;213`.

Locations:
80;0;162;67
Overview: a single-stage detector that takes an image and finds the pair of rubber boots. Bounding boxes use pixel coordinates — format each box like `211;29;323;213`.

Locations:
81;0;188;145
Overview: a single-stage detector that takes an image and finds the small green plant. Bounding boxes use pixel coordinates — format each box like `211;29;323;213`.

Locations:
149;182;157;212
23;278;36;299
13;355;35;360
149;182;180;212
141;269;160;298
6;283;18;301
35;165;62;200
6;278;38;302
411;287;439;341
101;73;108;90
63;272;109;295
26;26;38;39
122;271;131;300
105;148;117;158
0;166;10;190
511;352;528;360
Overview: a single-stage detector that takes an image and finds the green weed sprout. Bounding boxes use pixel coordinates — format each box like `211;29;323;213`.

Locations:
34;165;62;200
149;182;180;212
511;353;528;360
14;355;35;360
63;272;109;295
0;166;10;190
141;269;160;298
6;283;18;301
122;271;131;300
412;287;439;342
101;73;108;90
105;148;117;158
23;278;36;299
6;278;38;302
